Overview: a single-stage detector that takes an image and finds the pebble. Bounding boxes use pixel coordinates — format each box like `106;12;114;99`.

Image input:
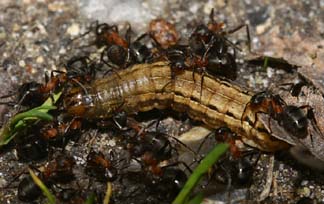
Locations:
59;47;67;54
66;23;80;36
301;180;309;186
299;187;311;197
12;23;20;32
0;178;7;188
18;60;26;67
36;56;44;64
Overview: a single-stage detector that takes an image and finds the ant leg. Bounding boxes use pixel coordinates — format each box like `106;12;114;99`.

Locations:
196;130;215;156
67;21;98;45
125;22;132;45
301;105;320;147
162;161;193;174
169;135;198;157
135;32;149;42
226;24;252;53
109;24;119;33
209;8;215;22
199;71;206;102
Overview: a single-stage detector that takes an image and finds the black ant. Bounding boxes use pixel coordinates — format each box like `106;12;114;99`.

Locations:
3;57;96;110
0;81;48;110
212;155;255;187
15;133;49;162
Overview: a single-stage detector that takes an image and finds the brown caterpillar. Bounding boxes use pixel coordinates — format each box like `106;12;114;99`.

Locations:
64;61;289;152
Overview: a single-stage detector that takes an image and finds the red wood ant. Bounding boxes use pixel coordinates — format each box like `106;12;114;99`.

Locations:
17;154;76;202
40;117;82;146
85;150;118;182
126;131;174;176
243;91;318;141
187;9;250;81
95;23;153;70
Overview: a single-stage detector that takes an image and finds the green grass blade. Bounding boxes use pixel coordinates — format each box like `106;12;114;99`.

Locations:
28;168;56;204
84;193;95;204
186;192;204;204
0;92;62;146
172;143;229;204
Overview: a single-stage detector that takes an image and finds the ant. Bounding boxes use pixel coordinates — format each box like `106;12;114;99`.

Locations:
242;91;285;124
188;9;250;81
64;56;100;84
18;173;43;202
2;71;67;110
17;154;76;202
197;127;243;159
40;117;82;146
120;118;193;176
243;91;318;140
16;81;44;108
150;166;188;201
85;150;119;182
164;45;192;77
94;23;153;71
15;130;49;162
126;131;174;176
205;152;257;204
4;56;97;110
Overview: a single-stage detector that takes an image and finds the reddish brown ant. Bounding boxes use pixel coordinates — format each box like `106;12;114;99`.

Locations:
17;154;76;202
243;91;319;142
40;117;82;146
85;150;119;182
95;23;129;48
241;91;285;127
92;22;154;70
187;9;251;81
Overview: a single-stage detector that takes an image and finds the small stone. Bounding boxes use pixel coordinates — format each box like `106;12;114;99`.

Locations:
301;180;309;186
66;23;80;36
0;178;7;188
36;56;44;64
19;60;26;67
0;32;6;40
48;2;65;12
12;23;20;32
59;47;66;54
299;187;311;197
108;139;116;147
